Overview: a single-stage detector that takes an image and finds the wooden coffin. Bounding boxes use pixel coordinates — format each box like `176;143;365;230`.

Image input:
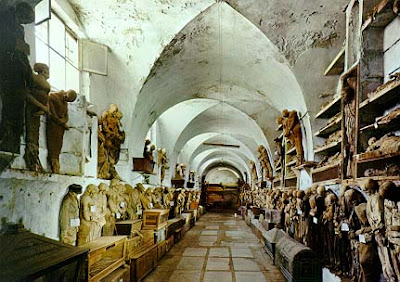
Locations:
82;236;127;282
142;209;169;230
126;230;154;260
132;157;154;174
130;244;158;282
171;178;185;188
100;265;130;282
263;228;285;263
115;219;143;236
0;228;88;282
275;235;321;282
166;218;185;238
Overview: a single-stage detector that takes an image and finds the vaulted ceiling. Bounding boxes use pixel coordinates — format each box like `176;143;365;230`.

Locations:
67;0;348;183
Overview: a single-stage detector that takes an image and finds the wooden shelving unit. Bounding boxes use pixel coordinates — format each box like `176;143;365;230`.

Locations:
315;96;342;119
314;141;342;155
324;48;345;76
362;0;398;31
314;116;342;138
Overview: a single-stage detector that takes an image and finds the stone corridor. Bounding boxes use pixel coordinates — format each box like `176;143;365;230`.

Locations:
144;213;285;282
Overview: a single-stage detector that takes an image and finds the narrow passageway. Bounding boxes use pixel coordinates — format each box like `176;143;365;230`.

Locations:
144;213;285;282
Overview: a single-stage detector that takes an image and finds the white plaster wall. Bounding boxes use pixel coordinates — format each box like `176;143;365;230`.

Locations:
205;168;239;185
0;170;108;240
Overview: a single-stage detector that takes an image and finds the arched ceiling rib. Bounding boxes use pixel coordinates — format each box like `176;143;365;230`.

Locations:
199;158;247;180
130;2;309;158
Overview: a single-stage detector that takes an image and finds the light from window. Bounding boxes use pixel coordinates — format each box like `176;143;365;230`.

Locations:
35;12;79;93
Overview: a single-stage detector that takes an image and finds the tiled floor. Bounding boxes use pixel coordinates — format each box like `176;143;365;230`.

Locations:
144;213;285;282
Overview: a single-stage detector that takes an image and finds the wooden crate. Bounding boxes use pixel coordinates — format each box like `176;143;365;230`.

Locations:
166;235;174;252
174;228;183;243
82;236;127;282
100;265;130;282
157;240;168;259
126;230;154;260
0;228;88;282
130;244;158;282
142;209;169;230
166;218;185;238
115;219;142;236
132;157;154;174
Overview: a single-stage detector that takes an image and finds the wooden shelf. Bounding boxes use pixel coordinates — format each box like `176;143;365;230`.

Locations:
360;112;400;133
285;174;297;180
312;178;341;186
359;79;400;112
324;48;345;76
315;96;341;119
355;150;400;164
314;140;342;155
286;159;297;167
355;175;400;183
312;163;340;174
362;0;397;31
314;116;342;138
287;146;296;155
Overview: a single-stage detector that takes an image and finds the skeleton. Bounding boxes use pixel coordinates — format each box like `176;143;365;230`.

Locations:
24;63;50;171
343;76;357;178
78;184;100;245
46;90;77;173
60;184;82;246
280;109;304;165
364;179;396;281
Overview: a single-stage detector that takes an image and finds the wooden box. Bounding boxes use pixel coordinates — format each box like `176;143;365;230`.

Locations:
126;230;154;260
157;240;168;259
166;235;174;252
0;228;88;282
275;235;321;282
130;244;158;282
115;219;142;237
142;209;170;230
82;236;127;282
166;218;185;238
100;265;130;282
132;157;154;174
171;178;185;188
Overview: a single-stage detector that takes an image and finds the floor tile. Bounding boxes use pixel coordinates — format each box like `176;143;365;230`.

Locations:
169;270;202;282
232;258;260;271
199;235;218;242
206;257;230;271
201;230;218;236
235;271;267;282
205;225;220;230
176;257;205;270
231;248;254;258
204;271;233;282
209;247;230;257
182;247;208;257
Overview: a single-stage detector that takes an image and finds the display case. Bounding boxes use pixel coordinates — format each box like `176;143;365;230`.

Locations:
0;228;88;282
81;236;127;282
142;209;169;230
